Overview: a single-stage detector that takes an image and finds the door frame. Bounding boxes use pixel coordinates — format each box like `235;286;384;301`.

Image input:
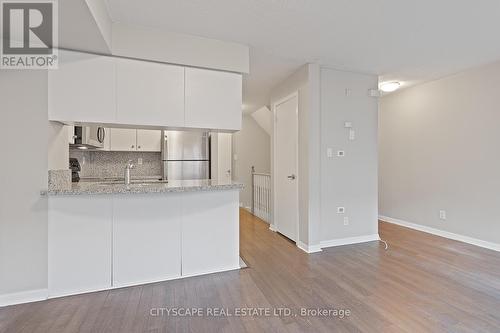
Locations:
271;92;299;243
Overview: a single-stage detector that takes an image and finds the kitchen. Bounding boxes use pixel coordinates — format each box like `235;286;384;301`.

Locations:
44;49;245;299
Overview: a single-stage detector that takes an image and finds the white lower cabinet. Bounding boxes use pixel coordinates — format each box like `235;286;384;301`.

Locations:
48;190;239;298
181;190;240;276
48;196;113;298
112;194;182;287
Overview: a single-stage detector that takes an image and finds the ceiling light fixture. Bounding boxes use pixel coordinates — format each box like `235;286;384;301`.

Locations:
380;82;401;93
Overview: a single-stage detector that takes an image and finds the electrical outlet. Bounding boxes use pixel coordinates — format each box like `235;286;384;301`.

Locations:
337;207;345;214
137;158;143;165
439;210;447;220
343;217;349;226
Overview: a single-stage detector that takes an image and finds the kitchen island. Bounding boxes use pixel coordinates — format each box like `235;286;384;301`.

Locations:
44;180;243;298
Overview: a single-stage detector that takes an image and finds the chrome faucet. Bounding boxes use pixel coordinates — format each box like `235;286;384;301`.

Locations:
124;160;135;185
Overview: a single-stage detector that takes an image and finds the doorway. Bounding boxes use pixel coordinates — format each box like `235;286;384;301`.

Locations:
273;93;299;242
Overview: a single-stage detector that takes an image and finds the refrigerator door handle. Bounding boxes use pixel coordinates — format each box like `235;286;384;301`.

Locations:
161;131;168;181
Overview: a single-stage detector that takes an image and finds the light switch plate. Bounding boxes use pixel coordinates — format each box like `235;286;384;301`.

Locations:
349;129;355;141
344;122;353;128
137;158;143;165
327;148;333;158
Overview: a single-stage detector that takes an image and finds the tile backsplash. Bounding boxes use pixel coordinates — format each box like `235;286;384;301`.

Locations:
69;150;162;179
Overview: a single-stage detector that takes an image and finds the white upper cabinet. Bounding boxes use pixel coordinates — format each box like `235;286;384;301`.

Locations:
49;50;116;123
116;59;185;127
109;128;137;151
48;50;243;131
137;129;161;152
109;128;161;152
185;68;242;131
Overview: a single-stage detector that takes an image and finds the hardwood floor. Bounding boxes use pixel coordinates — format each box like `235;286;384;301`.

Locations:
1;209;500;332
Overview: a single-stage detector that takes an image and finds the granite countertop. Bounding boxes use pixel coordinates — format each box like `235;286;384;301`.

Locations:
42;179;244;196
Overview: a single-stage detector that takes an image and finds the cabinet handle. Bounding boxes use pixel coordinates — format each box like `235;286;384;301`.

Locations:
138;146;141;149
131;145;134;148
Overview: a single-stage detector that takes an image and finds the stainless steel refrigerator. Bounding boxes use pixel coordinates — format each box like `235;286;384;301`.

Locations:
161;130;210;180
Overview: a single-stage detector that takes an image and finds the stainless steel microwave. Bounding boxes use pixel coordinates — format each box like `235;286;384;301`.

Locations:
71;125;106;149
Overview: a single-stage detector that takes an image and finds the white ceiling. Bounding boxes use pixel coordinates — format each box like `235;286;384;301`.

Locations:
105;0;500;112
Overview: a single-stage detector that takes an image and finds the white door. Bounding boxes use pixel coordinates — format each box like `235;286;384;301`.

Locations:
218;133;232;182
136;130;161;152
274;95;298;241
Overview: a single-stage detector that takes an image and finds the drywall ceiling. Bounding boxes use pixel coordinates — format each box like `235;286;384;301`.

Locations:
105;0;500;112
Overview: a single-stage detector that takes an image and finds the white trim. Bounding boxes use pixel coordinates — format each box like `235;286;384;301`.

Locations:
297;241;323;253
0;289;48;307
180;265;241;279
272;92;300;244
320;234;380;249
48;264;242;300
111;275;183;290
269;224;277;232
379;215;500;252
48;286;114;299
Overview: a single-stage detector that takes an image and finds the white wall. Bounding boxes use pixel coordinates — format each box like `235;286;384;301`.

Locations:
48;122;69;170
58;0;112;53
251;106;272;135
112;23;249;74
270;64;322;247
380;60;500;245
269;65;378;248
0;70;48;300
320;68;379;241
232;115;271;210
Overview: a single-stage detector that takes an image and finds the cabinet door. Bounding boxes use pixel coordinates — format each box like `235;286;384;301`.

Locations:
48;50;116;123
112;194;182;287
136;129;161;152
67;125;75;144
116;58;185;127
48;196;112;297
185;68;242;131
110;128;137;151
181;190;240;276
